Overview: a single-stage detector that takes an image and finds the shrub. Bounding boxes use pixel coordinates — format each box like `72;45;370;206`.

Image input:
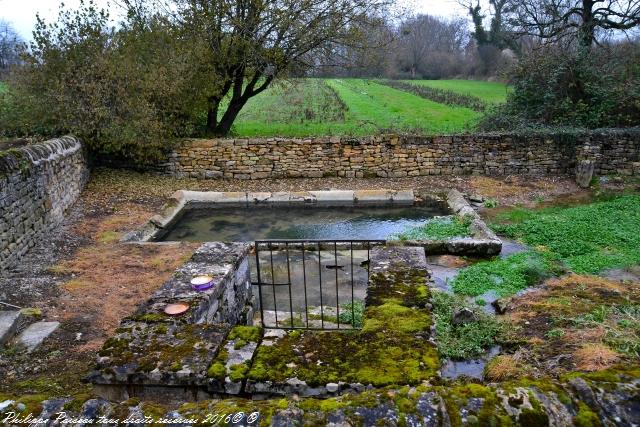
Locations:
0;3;209;165
479;43;640;131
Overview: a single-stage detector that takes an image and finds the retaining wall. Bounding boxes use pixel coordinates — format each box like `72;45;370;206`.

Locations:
161;130;640;180
0;136;89;270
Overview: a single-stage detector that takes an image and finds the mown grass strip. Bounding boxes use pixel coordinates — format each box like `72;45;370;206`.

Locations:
325;79;481;135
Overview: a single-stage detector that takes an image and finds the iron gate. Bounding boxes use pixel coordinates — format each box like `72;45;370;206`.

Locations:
252;240;385;330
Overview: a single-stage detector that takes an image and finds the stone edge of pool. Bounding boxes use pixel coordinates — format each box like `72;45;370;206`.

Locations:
122;189;501;257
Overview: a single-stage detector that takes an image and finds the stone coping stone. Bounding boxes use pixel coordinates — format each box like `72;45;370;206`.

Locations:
399;189;502;256
16;321;60;353
131;242;249;324
89;321;230;387
0;311;21;345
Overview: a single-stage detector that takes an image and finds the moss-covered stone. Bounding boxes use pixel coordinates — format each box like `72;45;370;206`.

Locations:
247;266;439;387
207;362;226;379
228;325;262;343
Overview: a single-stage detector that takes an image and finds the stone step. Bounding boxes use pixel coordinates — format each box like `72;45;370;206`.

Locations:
16;321;60;353
0;311;21;345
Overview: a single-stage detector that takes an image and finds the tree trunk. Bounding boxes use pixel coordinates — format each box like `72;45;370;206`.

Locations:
580;0;596;48
211;97;248;136
206;96;219;134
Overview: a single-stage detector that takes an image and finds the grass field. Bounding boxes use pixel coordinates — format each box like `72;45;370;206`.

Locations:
404;79;510;104
0;78;507;138
232;78;484;137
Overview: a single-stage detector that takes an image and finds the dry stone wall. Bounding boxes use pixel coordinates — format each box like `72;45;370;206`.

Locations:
162;130;640;180
0;136;89;270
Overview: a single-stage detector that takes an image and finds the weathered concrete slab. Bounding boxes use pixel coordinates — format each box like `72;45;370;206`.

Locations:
0;311;21;345
309;190;355;205
391;190;415;204
17;321;60;352
354;189;394;204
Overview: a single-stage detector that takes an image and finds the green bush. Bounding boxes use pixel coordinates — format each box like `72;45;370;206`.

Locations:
0;4;210;165
479;43;640;130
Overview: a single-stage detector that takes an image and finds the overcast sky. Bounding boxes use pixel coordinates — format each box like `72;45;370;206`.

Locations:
1;0;469;40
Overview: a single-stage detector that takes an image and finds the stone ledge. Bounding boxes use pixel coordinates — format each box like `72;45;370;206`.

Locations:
396;189;502;256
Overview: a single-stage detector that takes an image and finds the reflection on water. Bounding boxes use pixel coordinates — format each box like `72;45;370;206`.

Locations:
251;248;368;311
160;205;448;242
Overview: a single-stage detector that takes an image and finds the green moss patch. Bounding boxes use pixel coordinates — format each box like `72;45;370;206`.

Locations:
247;267;438;387
97;322;228;377
228;325;262;343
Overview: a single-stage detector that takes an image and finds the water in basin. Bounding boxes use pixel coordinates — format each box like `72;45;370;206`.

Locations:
159;205;449;242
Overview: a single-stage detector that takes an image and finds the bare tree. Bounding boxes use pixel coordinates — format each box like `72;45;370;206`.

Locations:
396;14;468;79
0;20;22;73
458;0;517;49
509;0;640;48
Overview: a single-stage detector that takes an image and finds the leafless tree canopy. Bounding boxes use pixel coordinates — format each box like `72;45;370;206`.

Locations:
508;0;640;47
0;20;22;72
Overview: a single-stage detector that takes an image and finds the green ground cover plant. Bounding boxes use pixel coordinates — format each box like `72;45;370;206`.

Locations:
395;215;472;240
406;79;510;104
452;195;640;299
493;195;640;274
338;301;365;328
451;251;554;297
432;291;503;359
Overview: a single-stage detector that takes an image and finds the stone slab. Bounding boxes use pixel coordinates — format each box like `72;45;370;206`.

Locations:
0;311;21;345
309;190;355;205
354;190;394;204
17;321;60;352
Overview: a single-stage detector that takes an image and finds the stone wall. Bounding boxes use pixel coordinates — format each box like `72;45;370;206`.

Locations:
0;136;89;270
162;130;640;180
89;242;254;401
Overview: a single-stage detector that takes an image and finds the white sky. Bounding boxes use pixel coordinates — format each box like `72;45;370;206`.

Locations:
0;0;469;40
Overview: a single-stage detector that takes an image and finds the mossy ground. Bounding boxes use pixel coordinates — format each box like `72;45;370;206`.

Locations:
98;323;226;374
500;274;640;375
206;325;262;383
248;267;439;387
